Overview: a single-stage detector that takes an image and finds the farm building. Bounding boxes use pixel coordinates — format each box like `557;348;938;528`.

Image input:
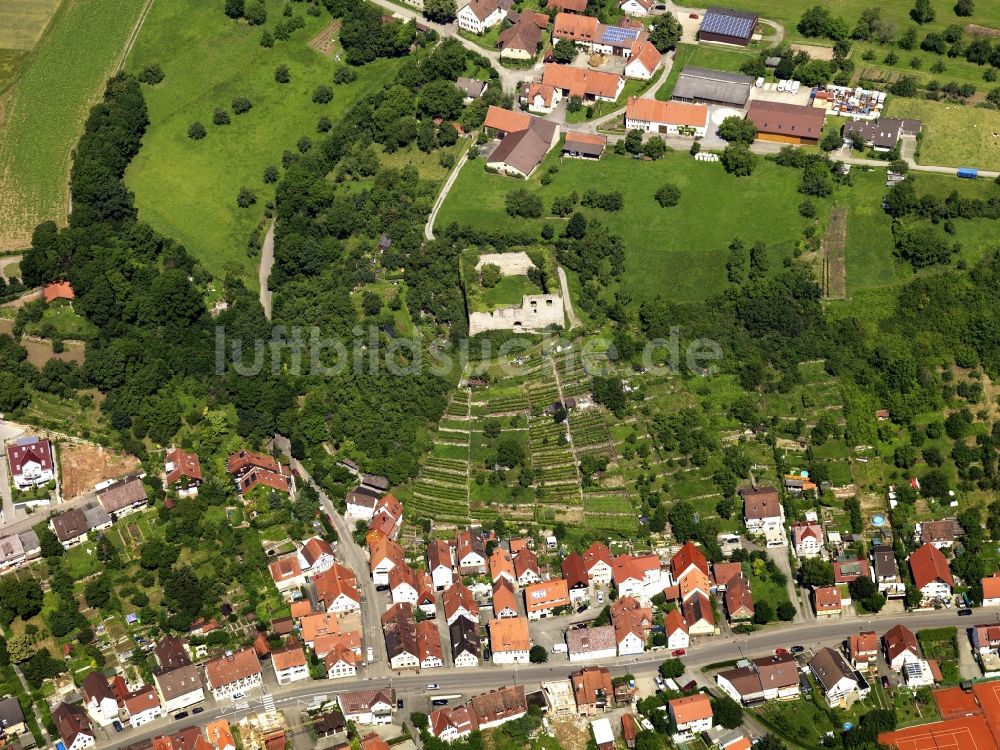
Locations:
484;109;561;179
562;132;607;159
698;7;758;47
841;117;921;152
672;67;753;108
746;100;826;145
624;97;709;137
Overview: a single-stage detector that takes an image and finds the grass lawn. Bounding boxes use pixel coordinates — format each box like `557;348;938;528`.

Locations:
0;0;147;249
917;627;960;683
480;275;543;310
702;0;1000;45
124;0;403;284
656;43;756;101
843;167;1000;294
884;98;1000;172
24;302;99;340
437;150;823;303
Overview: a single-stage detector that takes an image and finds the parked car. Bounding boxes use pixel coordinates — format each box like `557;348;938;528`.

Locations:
671;649;687;657
112;721;123;733
431;698;449;706
682;680;697;692
193;707;204;715
881;676;890;689
426;683;440;690
397;699;404;710
774;648;789;656
959;608;973;616
790;645;805;655
576;605;587;614
597;592;604;604
174;712;188;721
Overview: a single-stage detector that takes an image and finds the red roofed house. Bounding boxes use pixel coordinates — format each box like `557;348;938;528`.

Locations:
681;591;716;635
813;586;841;618
492;578;519;619
124;685;163;728
627;97;711;137
498;12;546;61
562;553;591;603
983;573;1000;607
206;720;237;750
164;448;203;497
490;548;516;585
790;521;823;559
624;41;661;80
665;608;689;649
670;542;711;602
81;671;118;727
514;548;541;587
724;576;754;622
524;64;624;115
226;450;292;496
712;562;743;592
883;624;920;671
6;437;55;490
370;536;405;587
368;493;403;541
43;281;75;303
611;596;652;656
741;487;784;534
524;579;570;620
428;539;455;592
848;631;879;671
583;542;613;585
314;563;361;614
271;644;309;685
668;694;713;742
833;558;871;584
547;0;586;11
612;554;662;602
298;536;335;576
444;581;480;625
909;543;954;602
269;555;306;594
204;648;262;700
53;702;94;750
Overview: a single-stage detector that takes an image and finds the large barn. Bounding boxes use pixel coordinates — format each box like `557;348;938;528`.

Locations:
672;66;754;108
746;100;826;146
698;7;758;46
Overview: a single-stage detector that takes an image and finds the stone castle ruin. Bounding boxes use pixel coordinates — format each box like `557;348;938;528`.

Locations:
467;252;565;336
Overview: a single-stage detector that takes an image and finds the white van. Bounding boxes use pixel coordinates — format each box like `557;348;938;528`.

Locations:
551;643;568;654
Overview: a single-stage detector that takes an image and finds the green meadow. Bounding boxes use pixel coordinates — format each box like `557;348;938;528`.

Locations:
124;0;402;283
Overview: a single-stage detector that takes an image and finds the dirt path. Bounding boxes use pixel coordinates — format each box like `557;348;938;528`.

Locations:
425;135;476;241
259;218;275;320
557;266;582;330
821;204;848;299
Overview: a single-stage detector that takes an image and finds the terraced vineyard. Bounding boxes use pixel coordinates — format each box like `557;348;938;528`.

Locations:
408;391;471;524
406;342;641;534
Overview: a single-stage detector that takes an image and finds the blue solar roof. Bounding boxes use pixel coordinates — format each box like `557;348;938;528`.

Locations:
600;25;641;44
700;7;756;39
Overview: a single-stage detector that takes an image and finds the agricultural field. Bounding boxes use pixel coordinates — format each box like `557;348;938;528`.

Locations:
0;0;62;91
886;97;1000;172
0;0;147;250
436;150;825;304
711;0;1000;45
124;0;403;282
406;340;640;535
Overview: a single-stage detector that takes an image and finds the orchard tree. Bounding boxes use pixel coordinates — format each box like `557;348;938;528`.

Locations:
717;115;756;143
721;143;757;176
911;0;936;23
649;12;683;52
655;183;681;207
423;0;457;23
187;121;206;140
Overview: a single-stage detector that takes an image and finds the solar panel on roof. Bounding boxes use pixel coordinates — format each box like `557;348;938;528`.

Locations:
701;9;755;38
601;25;640;43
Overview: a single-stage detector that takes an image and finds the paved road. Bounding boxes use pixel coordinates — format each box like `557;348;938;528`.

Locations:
259;219;275;321
0;455;15;525
425;133;478;241
101;605;992;750
272;436;387;675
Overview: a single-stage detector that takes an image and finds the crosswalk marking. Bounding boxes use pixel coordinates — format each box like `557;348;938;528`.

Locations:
261;692;275;712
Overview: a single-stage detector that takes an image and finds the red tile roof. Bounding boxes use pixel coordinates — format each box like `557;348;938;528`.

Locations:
909;543;954;590
165;448;202;485
43;281;75;302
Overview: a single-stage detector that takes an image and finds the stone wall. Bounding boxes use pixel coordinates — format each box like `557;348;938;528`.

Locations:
468;294;565;336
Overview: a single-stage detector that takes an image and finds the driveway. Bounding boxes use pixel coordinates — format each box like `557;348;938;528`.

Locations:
765;545;807;622
259;219;275;321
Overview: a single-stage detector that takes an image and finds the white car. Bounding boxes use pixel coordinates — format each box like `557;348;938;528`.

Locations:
426;683;440;690
597;591;604;604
